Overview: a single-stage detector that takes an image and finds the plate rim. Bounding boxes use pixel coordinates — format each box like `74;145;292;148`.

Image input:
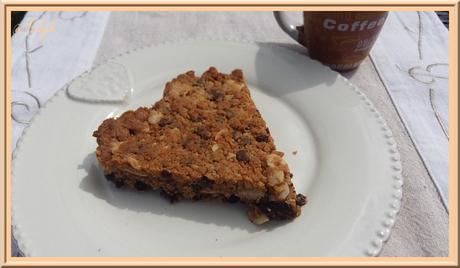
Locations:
11;38;404;257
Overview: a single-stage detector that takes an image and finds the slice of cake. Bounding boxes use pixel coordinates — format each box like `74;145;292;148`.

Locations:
93;67;306;224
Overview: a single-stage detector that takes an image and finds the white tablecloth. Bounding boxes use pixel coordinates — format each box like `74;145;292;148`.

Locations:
370;11;449;208
11;11;449;257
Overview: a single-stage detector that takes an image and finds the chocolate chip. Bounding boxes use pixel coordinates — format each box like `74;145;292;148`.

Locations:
240;136;252;145
210;89;224;102
128;129;136;135
161;170;172;178
160;190;179;203
115;179;124;188
244;123;256;132
236;149;250;163
290;173;293;178
105;173;115;181
189;114;203;122
134;181;147;191
255;134;269;142
181;136;194;149
195;127;211;140
158;118;171;127
199;139;210;148
232;130;243;140
296;194;307;206
258;200;296;219
216;114;226;123
227;195;240;203
265;127;270;134
225;110;235;119
192;176;215;192
200;176;214;187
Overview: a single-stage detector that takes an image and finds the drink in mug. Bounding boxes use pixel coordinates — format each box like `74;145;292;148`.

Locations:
275;11;389;71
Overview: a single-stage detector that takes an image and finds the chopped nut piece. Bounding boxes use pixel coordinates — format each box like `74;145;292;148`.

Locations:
126;155;141;169
248;206;269;225
266;153;287;168
238;189;264;201
123;168;149;177
268;169;285;185
271;183;290;201
222;79;244;93
148;110;163;124
211;143;219;152
168;83;189;97
278;183;290;200
110;141;122;153
215;128;228;140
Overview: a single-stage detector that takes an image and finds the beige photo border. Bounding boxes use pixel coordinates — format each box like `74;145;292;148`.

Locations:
1;1;458;266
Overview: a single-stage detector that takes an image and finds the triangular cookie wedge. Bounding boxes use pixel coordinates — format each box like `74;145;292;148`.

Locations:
93;67;306;224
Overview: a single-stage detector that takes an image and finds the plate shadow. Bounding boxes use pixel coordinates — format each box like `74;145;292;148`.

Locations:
253;42;341;97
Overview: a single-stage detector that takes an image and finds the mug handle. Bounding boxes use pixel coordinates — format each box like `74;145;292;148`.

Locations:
273;11;299;41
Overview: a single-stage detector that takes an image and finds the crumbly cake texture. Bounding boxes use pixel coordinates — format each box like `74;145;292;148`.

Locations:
93;67;307;224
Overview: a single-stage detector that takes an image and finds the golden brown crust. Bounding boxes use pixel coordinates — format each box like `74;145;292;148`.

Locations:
93;67;305;223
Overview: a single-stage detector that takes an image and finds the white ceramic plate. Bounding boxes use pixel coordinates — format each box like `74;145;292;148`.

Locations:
12;40;403;257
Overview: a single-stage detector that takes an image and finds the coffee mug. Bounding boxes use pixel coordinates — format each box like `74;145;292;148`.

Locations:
274;11;389;71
